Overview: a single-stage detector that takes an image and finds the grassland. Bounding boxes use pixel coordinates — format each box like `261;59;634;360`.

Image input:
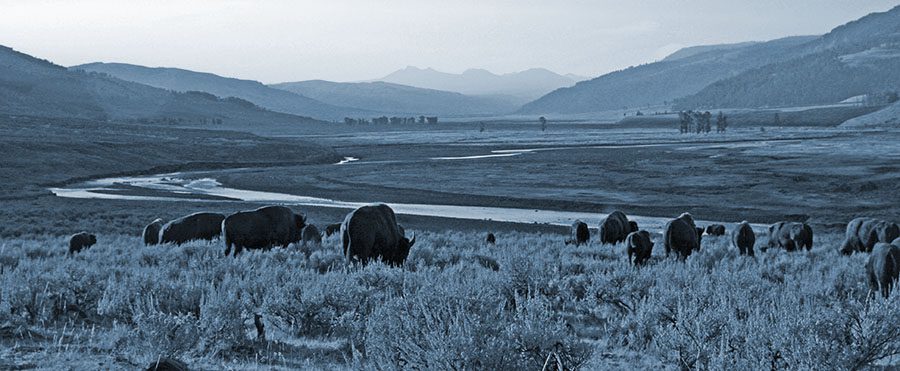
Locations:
3;229;899;370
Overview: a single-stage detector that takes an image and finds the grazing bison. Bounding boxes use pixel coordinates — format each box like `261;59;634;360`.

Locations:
867;242;900;298
486;233;496;245
567;220;590;246
731;221;756;256
158;212;225;245
625;230;654;266
301;224;322;245
840;217;900;254
69;232;97;254
142;218;164;245
324;223;342;237
705;224;726;236
341;204;415;266
767;222;813;252
223;205;306;256
599;211;637;245
664;213;702;260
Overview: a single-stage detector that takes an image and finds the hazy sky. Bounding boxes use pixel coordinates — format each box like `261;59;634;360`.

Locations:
1;0;897;83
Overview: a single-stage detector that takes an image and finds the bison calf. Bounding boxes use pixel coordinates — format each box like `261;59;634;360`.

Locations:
69;232;97;254
626;230;654;266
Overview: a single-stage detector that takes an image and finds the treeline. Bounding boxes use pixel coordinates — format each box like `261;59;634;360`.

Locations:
678;111;728;133
344;115;438;125
674;50;900;109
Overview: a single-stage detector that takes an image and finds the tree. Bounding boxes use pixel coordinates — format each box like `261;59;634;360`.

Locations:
716;111;727;133
479;122;485;132
418;116;426;124
539;116;547;131
774;113;782;126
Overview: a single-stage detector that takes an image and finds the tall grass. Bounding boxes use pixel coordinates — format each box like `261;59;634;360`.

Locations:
1;231;897;369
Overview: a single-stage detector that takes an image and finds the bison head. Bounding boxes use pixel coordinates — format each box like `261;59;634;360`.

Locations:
628;221;639;233
89;234;97;245
392;233;416;266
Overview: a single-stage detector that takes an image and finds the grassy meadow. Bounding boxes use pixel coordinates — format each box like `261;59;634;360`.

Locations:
2;228;898;370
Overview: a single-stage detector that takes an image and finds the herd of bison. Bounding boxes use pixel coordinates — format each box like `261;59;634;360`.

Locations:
67;204;900;297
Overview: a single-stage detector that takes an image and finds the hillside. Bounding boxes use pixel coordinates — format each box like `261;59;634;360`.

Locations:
675;5;900;109
71;62;369;120
518;36;816;114
0;46;318;126
378;66;579;102
841;101;900;127
271;80;518;116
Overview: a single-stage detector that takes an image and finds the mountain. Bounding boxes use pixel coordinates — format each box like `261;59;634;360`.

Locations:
518;35;817;114
378;67;578;103
71;62;369;120
0;46;318;126
270;80;519;116
675;5;900;109
662;42;759;62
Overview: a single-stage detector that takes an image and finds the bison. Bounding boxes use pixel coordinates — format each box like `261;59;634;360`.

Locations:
223;205;306;256
158;212;225;245
324;223;342;237
731;221;756;256
705;224;726;236
840;217;899;255
341;204;415;266
142;218;164;245
486;233;496;245
567;220;590;246
867;242;900;298
69;232;97;254
625;230;654;266
766;221;813;252
599;210;637;245
301;224;322;245
664;213;702;260
145;357;188;371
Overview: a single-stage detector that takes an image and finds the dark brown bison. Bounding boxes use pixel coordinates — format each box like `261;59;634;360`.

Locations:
840;217;900;255
566;220;590;246
731;221;756;256
223;206;306;256
69;232;97;254
142;218;164;245
146;357;188;371
625;230;654;266
158;212;225;245
342;204;415;266
301;224;322;245
766;221;813;252
486;233;496;244
705;224;726;236
664;213;702;260
599;211;637;244
867;242;900;298
324;223;342;237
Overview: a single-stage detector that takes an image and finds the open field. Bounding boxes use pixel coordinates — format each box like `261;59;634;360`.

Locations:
3;229;899;370
2;114;899;369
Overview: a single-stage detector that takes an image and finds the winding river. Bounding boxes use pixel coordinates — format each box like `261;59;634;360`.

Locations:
49;156;762;231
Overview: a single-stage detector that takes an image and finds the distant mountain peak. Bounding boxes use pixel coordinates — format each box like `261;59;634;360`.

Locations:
379;66;577;100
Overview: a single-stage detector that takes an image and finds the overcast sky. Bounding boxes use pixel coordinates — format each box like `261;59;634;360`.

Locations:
1;0;897;83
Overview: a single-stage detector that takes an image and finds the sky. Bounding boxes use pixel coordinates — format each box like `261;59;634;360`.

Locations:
1;0;897;83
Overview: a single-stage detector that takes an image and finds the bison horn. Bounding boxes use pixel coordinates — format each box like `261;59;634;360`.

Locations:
408;233;416;247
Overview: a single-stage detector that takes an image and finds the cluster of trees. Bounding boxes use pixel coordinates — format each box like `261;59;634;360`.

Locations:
679;111;728;133
343;116;438;125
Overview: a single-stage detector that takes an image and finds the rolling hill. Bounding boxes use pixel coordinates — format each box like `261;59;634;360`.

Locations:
270;80;519;116
674;5;900;109
0;46;318;126
517;36;817;114
378;66;580;103
71;62;369;120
